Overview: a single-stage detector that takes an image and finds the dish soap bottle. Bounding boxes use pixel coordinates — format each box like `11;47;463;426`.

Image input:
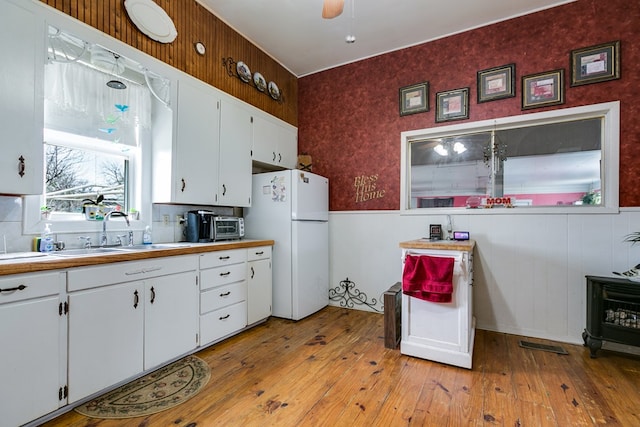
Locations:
143;226;152;245
40;223;54;253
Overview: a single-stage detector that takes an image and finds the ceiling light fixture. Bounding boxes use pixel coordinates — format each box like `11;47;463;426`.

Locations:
106;54;127;90
345;0;356;44
434;141;467;156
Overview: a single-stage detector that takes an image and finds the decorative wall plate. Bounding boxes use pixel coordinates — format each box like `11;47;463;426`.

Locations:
268;81;280;100
124;0;177;44
253;72;266;92
236;61;251;83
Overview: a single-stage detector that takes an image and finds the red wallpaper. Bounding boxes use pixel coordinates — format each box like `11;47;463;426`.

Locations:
298;0;640;211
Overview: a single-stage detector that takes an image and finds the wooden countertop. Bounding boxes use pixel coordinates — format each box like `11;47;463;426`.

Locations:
399;238;475;252
0;240;274;276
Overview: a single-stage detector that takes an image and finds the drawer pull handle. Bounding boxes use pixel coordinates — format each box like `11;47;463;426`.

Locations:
220;271;231;277
150;286;156;304
219;255;230;260
219;291;231;297
251;266;255;279
0;284;27;293
133;290;139;309
181;178;186;192
18;156;26;177
255;251;264;255
219;314;230;320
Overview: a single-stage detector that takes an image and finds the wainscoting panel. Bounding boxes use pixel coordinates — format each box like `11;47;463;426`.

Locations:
329;210;640;344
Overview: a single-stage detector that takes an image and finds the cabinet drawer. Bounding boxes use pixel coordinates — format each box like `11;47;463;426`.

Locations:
68;255;198;292
247;246;271;261
199;249;247;269
201;281;246;314
200;301;247;345
0;271;62;304
200;262;246;290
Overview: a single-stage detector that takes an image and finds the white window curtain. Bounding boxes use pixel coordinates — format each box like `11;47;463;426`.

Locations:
44;61;152;149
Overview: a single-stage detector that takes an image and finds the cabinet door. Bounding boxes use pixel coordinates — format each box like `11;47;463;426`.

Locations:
247;258;272;324
0;0;44;195
144;271;199;369
278;125;298;169
68;282;144;403
218;99;252;207
173;77;220;204
252;113;280;166
0;296;62;427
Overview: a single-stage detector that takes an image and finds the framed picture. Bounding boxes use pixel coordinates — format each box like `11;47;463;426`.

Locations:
521;69;564;110
477;63;515;103
435;87;469;122
570;40;620;86
399;82;429;116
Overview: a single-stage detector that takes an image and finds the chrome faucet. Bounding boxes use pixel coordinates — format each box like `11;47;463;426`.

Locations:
101;211;131;246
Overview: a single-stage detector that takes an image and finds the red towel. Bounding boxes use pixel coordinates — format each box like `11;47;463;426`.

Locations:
402;254;454;303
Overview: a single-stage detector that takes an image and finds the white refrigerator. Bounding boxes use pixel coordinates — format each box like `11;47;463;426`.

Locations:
245;170;329;320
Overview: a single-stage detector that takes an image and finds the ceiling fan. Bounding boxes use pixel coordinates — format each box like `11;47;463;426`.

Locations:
322;0;344;19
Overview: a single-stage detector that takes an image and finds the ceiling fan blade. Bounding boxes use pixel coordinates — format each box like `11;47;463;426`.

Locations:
322;0;344;19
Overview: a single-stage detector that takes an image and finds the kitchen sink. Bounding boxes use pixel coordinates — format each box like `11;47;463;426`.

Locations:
117;243;193;251
49;247;127;257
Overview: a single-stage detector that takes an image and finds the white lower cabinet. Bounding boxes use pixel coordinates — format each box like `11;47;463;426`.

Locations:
199;249;248;346
67;255;198;403
247;246;272;325
400;245;475;369
4;245;272;425
67;281;144;403
144;271;199;368
0;271;66;427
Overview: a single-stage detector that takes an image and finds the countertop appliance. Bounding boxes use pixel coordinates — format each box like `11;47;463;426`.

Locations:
186;211;245;242
186;210;215;242
244;170;329;320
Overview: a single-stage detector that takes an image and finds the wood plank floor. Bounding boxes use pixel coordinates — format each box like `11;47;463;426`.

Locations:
43;306;640;426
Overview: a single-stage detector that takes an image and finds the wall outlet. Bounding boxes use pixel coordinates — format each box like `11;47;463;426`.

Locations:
162;214;170;226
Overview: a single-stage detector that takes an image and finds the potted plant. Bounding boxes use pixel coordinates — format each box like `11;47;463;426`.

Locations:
40;205;52;220
81;195;105;220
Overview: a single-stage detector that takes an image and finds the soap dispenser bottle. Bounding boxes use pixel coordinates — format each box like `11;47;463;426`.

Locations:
40;223;54;253
143;226;152;245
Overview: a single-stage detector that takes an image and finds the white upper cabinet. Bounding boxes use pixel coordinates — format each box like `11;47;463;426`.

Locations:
252;111;297;170
218;99;252;207
153;75;220;205
0;0;44;195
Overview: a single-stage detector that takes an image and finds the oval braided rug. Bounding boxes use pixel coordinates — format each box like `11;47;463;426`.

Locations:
74;355;211;419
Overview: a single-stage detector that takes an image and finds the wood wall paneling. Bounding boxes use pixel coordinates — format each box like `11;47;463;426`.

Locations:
40;0;298;126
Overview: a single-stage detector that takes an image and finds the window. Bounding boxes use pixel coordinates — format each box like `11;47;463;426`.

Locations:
23;24;172;235
44;131;132;219
401;101;620;213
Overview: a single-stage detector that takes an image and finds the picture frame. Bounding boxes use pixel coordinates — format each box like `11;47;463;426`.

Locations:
570;40;620;86
521;69;564;110
399;82;429;116
477;63;515;103
435;87;469;122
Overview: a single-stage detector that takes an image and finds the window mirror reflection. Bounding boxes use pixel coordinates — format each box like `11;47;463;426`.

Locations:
403;102;618;211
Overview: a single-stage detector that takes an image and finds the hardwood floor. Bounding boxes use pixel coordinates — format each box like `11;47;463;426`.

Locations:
43;306;640;426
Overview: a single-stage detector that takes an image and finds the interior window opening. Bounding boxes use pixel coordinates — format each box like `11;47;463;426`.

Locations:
401;101;619;212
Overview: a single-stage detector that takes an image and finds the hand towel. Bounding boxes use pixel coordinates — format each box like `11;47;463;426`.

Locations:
402;254;455;303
